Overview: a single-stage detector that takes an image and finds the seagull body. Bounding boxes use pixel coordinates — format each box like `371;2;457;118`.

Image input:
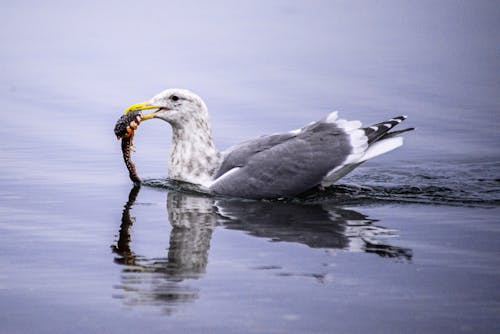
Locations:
125;88;413;199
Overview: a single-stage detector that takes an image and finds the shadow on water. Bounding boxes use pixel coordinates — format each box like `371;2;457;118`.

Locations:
111;185;412;314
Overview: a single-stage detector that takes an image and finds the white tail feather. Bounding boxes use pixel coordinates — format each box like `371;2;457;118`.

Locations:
321;136;404;186
360;137;403;162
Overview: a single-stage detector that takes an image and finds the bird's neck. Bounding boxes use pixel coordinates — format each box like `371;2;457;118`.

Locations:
168;119;221;186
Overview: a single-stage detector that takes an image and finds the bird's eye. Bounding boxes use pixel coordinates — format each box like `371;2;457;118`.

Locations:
171;95;179;102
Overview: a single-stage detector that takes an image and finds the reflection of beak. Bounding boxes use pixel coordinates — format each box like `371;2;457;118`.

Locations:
124;101;160;120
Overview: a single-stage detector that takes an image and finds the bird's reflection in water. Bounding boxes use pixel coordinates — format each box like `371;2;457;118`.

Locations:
112;185;215;313
216;200;412;258
112;185;412;313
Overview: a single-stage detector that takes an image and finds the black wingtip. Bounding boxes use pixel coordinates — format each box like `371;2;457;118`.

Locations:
364;116;412;143
390;116;407;123
383;127;415;138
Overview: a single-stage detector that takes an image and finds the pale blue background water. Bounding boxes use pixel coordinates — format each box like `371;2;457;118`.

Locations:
1;1;499;333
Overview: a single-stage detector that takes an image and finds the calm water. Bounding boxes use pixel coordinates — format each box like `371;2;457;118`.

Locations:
1;1;499;333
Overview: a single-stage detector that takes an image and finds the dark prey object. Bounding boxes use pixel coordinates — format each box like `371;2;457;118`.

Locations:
114;110;141;139
114;111;143;183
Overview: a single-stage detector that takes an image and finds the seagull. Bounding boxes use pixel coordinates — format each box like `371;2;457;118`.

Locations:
122;88;413;199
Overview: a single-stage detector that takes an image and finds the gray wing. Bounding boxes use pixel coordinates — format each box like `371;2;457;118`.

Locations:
210;122;352;199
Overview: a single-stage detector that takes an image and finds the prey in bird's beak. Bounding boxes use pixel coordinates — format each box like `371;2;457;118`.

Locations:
114;102;159;139
124;101;160;120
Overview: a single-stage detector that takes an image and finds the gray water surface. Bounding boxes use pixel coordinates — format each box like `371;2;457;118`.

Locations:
1;1;499;333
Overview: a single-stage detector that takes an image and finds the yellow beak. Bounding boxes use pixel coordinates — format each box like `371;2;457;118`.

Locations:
124;101;160;120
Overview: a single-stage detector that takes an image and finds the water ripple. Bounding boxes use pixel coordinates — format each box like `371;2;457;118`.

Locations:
143;162;500;207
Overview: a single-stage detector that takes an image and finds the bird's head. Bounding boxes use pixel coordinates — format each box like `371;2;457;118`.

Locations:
124;88;209;127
